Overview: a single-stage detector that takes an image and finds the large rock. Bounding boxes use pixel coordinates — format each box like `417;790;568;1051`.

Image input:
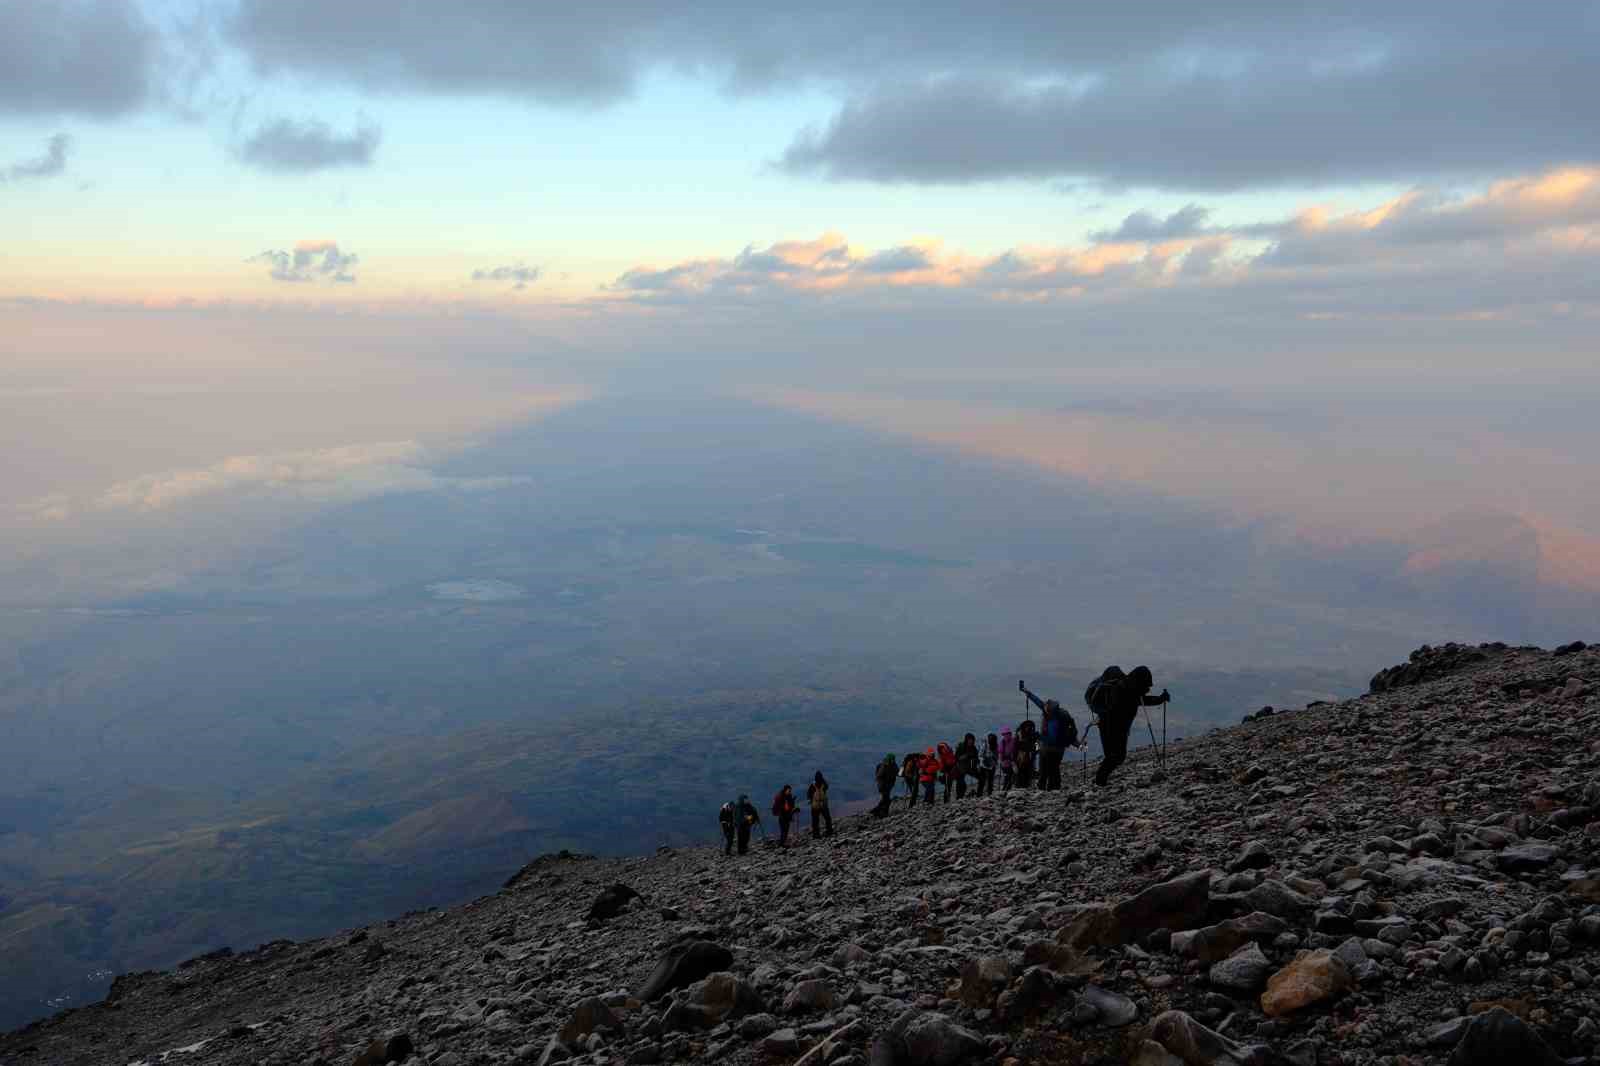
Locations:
1079;984;1138;1027
636;940;734;1002
1447;1007;1563;1066
587;883;641;924
891;1010;987;1066
1057;904;1121;950
1111;871;1212;944
1173;913;1287;965
1227;841;1273;873
1496;844;1560;874
1150;1009;1275;1066
1240;880;1317;922
663;971;764;1029
783;978;837;1014
957;956;1011;1008
1259;950;1352;1017
559;997;624;1045
1208;943;1272;993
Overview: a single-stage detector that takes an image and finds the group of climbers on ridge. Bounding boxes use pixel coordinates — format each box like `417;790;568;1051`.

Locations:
720;665;1170;854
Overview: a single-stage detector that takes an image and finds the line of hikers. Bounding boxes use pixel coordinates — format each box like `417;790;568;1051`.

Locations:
719;666;1170;855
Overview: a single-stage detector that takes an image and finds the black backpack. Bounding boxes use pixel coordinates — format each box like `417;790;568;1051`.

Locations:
1084;665;1127;716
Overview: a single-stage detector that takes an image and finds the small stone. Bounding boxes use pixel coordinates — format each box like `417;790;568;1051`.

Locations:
761;1028;801;1056
1228;841;1273;873
1208;943;1273;993
784;979;837;1014
1079;984;1139;1027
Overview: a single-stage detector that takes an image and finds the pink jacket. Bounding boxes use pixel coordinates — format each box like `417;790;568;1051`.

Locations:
998;728;1016;767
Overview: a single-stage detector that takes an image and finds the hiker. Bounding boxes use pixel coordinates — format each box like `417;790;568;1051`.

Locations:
1024;687;1080;792
902;752;921;808
998;726;1016;792
807;771;834;838
719;801;737;855
937;741;957;803
919;746;939;805
955;733;979;799
874;754;899;817
1086;664;1170;787
977;733;999;796
772;784;799;846
735;794;761;854
1015;718;1038;789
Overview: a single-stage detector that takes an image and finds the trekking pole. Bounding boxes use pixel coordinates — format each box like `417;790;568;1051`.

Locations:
1142;705;1161;776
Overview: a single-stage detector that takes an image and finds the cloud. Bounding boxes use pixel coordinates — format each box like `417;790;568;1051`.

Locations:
2;133;71;182
237;117;381;173
604;165;1600;328
1092;204;1212;243
95;440;528;512
0;0;155;117
250;240;360;283
471;264;542;289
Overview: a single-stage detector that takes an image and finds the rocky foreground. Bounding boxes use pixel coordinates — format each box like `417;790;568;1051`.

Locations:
3;641;1599;1066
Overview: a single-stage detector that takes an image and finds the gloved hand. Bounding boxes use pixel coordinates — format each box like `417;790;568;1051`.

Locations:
1160;689;1171;704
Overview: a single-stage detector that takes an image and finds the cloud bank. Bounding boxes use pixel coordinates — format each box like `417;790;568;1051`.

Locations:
472;264;541;289
223;2;1600;191
0;0;154;117
237;117;381;173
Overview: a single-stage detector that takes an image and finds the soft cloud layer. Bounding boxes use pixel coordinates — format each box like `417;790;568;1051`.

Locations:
224;2;1598;191
1;132;70;182
250;240;359;283
0;0;154;117
93;440;526;514
237;118;381;173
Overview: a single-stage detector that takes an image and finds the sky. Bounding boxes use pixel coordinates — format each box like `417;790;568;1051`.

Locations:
3;0;1599;603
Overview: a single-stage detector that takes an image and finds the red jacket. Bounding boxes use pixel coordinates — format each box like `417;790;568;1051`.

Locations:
937;743;957;775
918;750;939;783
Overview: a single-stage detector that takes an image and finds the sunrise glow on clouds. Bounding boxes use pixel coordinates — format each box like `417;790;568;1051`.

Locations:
3;1;1599;599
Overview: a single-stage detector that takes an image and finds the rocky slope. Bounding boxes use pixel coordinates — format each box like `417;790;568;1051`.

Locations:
2;641;1597;1066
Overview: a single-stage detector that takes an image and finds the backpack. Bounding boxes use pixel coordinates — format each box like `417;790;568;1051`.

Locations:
1042;705;1079;749
1084;665;1127;716
1017;719;1037;750
808;782;829;807
772;791;788;817
877;761;898;789
719;802;735;828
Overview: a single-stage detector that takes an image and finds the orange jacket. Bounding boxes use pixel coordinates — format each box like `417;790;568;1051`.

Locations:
937;742;957;774
918;749;939;783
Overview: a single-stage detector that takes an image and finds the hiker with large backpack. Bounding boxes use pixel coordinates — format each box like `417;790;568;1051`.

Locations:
1084;665;1170;787
1014;718;1038;789
807;771;834;838
874;754;899;817
1022;684;1080;792
998;726;1016;792
977;733;999;796
735;794;762;854
902;752;922;808
719;801;738;855
955;733;979;799
772;784;799;846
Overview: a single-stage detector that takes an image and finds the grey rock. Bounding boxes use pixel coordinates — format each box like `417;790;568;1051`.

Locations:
1208;943;1272;993
637;940;734;1002
1079;984;1138;1027
784;978;837;1014
1446;1007;1563;1066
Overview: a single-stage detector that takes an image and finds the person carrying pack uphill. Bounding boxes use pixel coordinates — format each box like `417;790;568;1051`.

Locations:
1084;664;1169;787
719;801;738;855
735;794;762;854
807;771;834;838
998;726;1016;792
874;754;899;817
1022;684;1079;792
919;747;939;806
903;752;922;808
772;785;799;847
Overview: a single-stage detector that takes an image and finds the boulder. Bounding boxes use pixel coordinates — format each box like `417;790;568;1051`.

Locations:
1240;881;1317;922
1057;904;1121;950
1447;1007;1563;1066
587;883;641;924
636;940;734;1002
761;1028;801;1056
832;942;874;968
559;997;624;1045
1259;950;1352;1017
1496;844;1560;874
1173;913;1287;965
1208;943;1272;994
1111;870;1212;944
1150;1009;1275;1066
1079;984;1138;1027
784;978;837;1014
738;1013;778;1040
1227;841;1273;873
957;956;1011;1008
888;1010;987;1066
686;972;762;1022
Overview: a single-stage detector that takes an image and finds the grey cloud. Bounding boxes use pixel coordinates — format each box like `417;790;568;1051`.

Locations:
2;133;71;182
0;0;155;117
238;118;380;173
250;241;359;283
471;264;542;289
1093;204;1211;243
224;4;1598;191
860;246;935;273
